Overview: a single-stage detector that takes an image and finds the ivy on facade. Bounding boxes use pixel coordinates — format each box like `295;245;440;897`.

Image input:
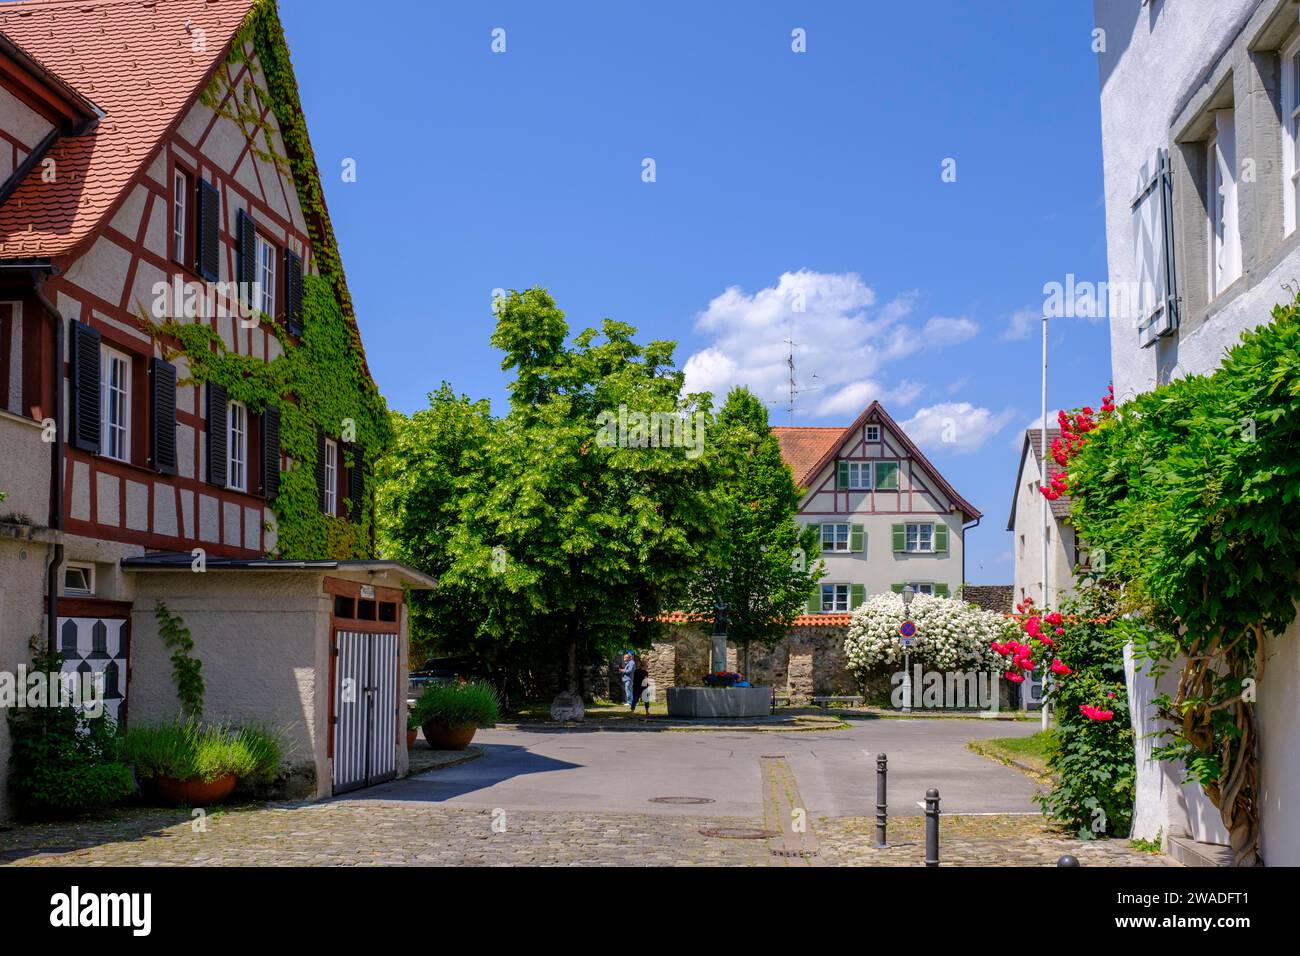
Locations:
148;0;390;559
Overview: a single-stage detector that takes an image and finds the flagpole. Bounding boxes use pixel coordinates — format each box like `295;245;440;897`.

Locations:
1041;313;1051;731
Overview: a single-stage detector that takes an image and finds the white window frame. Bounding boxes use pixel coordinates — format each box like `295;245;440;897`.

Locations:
227;400;248;492
820;583;850;613
1283;32;1300;236
865;425;880;442
324;438;338;514
846;461;871;490
63;562;95;596
1207;110;1241;299
905;582;934;596
256;232;276;316
101;346;131;462
821;522;850;553
172;170;188;263
874;460;899;490
905;522;934;553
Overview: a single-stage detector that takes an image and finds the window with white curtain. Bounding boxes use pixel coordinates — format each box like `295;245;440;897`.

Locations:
1207;109;1241;299
101;346;130;462
1283;34;1300;235
227;401;247;492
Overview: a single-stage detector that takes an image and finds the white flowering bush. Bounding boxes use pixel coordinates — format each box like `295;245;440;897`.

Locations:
843;592;1017;677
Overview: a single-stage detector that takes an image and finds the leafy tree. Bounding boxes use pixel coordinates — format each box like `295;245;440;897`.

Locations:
687;387;821;671
379;288;715;699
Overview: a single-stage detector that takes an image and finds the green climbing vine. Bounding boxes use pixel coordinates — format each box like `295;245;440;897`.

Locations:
154;600;204;718
146;0;391;559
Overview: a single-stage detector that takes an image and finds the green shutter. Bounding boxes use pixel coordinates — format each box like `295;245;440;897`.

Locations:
850;584;866;609
807;523;821;551
890;583;904;594
837;461;849;489
876;461;899;490
892;523;906;551
850;524;865;552
934;523;949;552
934;583;950;598
808;588;822;614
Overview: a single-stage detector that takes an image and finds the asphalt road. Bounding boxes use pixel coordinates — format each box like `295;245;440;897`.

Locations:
359;718;1043;819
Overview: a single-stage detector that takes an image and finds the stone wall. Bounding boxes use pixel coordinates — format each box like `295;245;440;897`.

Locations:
607;624;1015;709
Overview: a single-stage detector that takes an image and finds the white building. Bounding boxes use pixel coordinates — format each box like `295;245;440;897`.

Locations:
774;401;981;613
1094;0;1300;865
1008;428;1081;610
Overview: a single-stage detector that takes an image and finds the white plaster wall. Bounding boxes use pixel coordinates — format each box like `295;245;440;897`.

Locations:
0;410;51;523
126;571;331;795
1009;451;1076;610
810;512;964;599
1095;0;1300;860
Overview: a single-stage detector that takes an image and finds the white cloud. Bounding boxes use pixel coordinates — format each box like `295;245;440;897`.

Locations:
682;270;976;420
902;402;1018;455
923;316;979;346
1001;307;1042;341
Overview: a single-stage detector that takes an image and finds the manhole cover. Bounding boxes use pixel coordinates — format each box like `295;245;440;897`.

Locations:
699;827;778;840
649;796;715;805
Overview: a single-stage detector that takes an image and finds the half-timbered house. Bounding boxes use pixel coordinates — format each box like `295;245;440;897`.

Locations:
774;401;982;612
0;0;431;817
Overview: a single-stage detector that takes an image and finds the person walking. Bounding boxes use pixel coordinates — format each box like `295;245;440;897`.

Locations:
620;652;635;708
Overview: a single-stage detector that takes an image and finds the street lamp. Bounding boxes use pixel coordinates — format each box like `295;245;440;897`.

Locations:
900;586;915;713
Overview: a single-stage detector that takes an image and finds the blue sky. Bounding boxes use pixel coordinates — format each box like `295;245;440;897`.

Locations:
279;0;1112;584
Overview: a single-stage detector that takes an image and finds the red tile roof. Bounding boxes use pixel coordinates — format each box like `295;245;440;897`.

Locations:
0;0;258;260
657;611;854;628
771;426;844;488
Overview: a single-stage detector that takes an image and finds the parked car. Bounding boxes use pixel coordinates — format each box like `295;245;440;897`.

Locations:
408;656;506;707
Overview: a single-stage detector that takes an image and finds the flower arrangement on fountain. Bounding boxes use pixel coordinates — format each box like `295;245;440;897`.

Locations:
702;671;747;687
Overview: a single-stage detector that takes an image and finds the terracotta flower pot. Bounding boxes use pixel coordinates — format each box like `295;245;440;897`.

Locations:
420;722;476;750
147;772;238;806
407;727;418;749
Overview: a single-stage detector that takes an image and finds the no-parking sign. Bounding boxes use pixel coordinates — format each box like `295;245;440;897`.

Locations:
899;620;917;645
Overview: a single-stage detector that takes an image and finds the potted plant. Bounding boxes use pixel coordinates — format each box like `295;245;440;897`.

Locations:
121;720;282;806
411;680;500;750
406;710;420;750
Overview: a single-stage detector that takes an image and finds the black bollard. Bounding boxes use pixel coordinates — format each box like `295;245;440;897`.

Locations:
875;753;888;848
924;788;940;867
1057;854;1080;867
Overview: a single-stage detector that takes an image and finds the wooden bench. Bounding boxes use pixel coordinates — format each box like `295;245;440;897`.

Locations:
770;694;792;711
810;695;864;709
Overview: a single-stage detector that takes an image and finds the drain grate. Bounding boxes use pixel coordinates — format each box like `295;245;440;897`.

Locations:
649;796;715;805
699;827;778;840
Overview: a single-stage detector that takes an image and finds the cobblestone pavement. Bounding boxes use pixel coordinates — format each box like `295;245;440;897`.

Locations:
0;801;1171;867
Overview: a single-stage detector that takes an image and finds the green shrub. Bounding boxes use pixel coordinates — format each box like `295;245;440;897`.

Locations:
412;680;500;728
121;720;283;783
6;648;135;818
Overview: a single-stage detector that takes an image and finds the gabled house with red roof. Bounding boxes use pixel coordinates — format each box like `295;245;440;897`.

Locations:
773;401;981;613
0;0;431;818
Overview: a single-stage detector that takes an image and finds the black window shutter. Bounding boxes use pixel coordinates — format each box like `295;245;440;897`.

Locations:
284;248;303;336
69;320;102;453
348;445;365;522
236;207;256;301
149;358;177;475
262;405;281;500
195;178;220;282
206;382;228;488
316;429;328;512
